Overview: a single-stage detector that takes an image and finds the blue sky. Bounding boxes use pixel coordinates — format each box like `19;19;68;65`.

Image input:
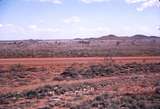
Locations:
0;0;160;40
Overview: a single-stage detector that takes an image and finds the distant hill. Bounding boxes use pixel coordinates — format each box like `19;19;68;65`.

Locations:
131;34;148;39
85;34;159;40
98;34;119;40
0;34;160;58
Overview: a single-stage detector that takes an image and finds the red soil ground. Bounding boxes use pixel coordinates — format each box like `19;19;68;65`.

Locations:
0;56;160;109
1;56;160;70
0;56;159;94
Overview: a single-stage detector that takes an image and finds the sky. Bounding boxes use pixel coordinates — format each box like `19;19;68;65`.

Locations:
0;0;160;40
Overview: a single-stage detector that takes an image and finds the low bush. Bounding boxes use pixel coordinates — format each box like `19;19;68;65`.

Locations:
9;64;25;72
58;62;160;80
60;64;115;80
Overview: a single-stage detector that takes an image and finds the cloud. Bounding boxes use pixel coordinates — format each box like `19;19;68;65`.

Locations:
137;0;160;11
0;24;25;33
40;0;62;4
157;25;160;30
80;0;110;4
28;25;37;29
0;23;61;36
125;0;160;11
63;16;81;24
28;24;61;33
0;24;3;28
25;0;63;4
125;0;147;4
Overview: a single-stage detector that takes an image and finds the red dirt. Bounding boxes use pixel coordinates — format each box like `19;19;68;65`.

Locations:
0;56;160;93
1;56;160;65
0;56;160;109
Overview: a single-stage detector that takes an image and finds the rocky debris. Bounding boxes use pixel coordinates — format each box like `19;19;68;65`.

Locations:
38;106;51;109
72;92;160;109
0;82;96;106
47;98;72;108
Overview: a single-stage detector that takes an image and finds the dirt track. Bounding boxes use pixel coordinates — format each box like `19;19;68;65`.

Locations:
0;56;160;66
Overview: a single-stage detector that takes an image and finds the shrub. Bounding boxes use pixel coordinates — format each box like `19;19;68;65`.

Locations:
25;90;38;99
9;64;25;72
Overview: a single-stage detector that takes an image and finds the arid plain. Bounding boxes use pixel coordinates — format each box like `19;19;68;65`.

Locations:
0;35;160;109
